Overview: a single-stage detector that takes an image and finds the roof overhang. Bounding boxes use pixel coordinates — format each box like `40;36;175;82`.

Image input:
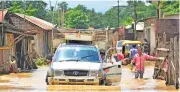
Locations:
0;22;33;36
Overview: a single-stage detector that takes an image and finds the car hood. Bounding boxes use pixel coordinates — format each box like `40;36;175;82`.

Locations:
51;62;101;71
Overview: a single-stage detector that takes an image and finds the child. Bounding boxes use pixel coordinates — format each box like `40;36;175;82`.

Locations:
10;56;18;73
163;56;168;82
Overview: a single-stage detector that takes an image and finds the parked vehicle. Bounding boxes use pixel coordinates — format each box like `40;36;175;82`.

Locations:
45;44;122;85
116;40;130;53
121;40;141;64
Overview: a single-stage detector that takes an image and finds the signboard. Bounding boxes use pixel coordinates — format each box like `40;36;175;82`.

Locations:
65;34;92;41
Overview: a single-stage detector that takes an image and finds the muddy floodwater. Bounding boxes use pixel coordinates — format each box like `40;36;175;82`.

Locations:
0;62;179;92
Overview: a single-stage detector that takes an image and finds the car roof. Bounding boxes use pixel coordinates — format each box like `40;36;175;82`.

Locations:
57;43;96;48
122;41;142;45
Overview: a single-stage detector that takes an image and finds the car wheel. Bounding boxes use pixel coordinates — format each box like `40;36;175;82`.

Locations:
176;82;179;89
46;76;49;85
99;79;104;85
100;78;107;86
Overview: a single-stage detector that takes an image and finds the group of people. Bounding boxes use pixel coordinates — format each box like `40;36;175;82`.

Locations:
101;45;158;79
103;44;170;80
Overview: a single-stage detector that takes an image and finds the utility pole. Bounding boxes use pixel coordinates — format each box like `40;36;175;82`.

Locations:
133;1;137;40
60;5;64;28
1;0;4;46
49;0;54;24
157;1;161;19
117;0;119;29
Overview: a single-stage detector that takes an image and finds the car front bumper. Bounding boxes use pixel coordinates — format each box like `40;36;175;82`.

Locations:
48;76;100;85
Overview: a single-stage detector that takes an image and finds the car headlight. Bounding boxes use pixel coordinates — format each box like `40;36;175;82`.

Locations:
89;71;98;76
50;68;54;76
54;69;64;76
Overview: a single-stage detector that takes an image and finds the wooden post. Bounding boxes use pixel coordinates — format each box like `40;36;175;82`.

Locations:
174;36;179;88
167;38;173;85
105;30;108;50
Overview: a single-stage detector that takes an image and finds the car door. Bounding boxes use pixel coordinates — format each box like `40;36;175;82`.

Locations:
102;48;122;84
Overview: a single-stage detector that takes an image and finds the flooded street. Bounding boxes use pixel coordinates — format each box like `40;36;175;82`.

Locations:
0;62;179;92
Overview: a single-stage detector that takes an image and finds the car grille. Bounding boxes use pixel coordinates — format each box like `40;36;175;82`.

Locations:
64;70;88;76
69;79;84;82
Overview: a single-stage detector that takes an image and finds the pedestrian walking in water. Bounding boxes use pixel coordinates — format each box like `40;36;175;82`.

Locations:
132;46;157;79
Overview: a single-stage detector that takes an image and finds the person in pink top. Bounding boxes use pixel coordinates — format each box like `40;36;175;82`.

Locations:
132;46;157;79
163;56;168;82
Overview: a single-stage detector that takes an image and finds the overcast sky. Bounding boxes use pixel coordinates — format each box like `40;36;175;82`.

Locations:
44;0;149;13
44;0;128;13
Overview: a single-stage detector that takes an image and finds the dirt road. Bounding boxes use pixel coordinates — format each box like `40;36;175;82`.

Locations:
0;62;178;92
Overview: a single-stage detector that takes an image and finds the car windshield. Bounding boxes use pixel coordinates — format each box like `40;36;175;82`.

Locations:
117;41;123;47
53;46;100;63
126;44;139;50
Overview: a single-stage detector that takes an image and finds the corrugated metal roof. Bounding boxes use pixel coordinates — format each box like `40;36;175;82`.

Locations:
125;22;144;30
0;9;8;22
136;22;144;30
15;13;54;31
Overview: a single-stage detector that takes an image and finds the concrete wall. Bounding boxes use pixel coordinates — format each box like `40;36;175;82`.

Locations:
149;25;156;54
163;14;179;19
137;31;144;42
157;19;179;41
144;24;156;54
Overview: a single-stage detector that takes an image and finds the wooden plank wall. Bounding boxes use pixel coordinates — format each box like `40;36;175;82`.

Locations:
167;36;179;88
0;48;10;74
154;35;179;89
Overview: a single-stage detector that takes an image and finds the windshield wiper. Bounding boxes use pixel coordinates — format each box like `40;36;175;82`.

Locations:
76;54;96;62
59;59;78;62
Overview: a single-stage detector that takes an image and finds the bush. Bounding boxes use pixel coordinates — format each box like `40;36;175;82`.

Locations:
35;58;46;66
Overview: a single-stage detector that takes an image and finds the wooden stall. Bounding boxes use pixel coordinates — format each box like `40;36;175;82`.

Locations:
153;34;179;89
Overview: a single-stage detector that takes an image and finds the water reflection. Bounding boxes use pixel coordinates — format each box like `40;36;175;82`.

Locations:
0;63;179;92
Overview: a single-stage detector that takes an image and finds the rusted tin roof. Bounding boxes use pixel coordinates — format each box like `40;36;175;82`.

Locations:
15;13;54;31
0;9;8;22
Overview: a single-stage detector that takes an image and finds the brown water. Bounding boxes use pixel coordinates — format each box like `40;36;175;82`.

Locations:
0;62;179;92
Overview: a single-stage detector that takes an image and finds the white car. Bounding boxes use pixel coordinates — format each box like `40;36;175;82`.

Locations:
46;43;122;85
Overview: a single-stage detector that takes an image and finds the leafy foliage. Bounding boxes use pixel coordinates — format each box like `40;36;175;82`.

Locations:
58;1;68;12
35;58;46;66
0;0;178;29
65;5;89;29
45;9;61;25
160;1;179;15
1;1;47;19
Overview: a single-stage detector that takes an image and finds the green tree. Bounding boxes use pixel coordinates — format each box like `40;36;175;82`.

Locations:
8;1;24;14
102;7;118;28
2;1;47;19
45;9;61;25
58;1;68;11
160;1;179;15
65;7;89;29
88;8;103;29
102;0;158;28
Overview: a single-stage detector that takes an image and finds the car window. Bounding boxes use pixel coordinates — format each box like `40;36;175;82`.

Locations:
128;44;139;50
53;46;100;63
117;41;123;47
